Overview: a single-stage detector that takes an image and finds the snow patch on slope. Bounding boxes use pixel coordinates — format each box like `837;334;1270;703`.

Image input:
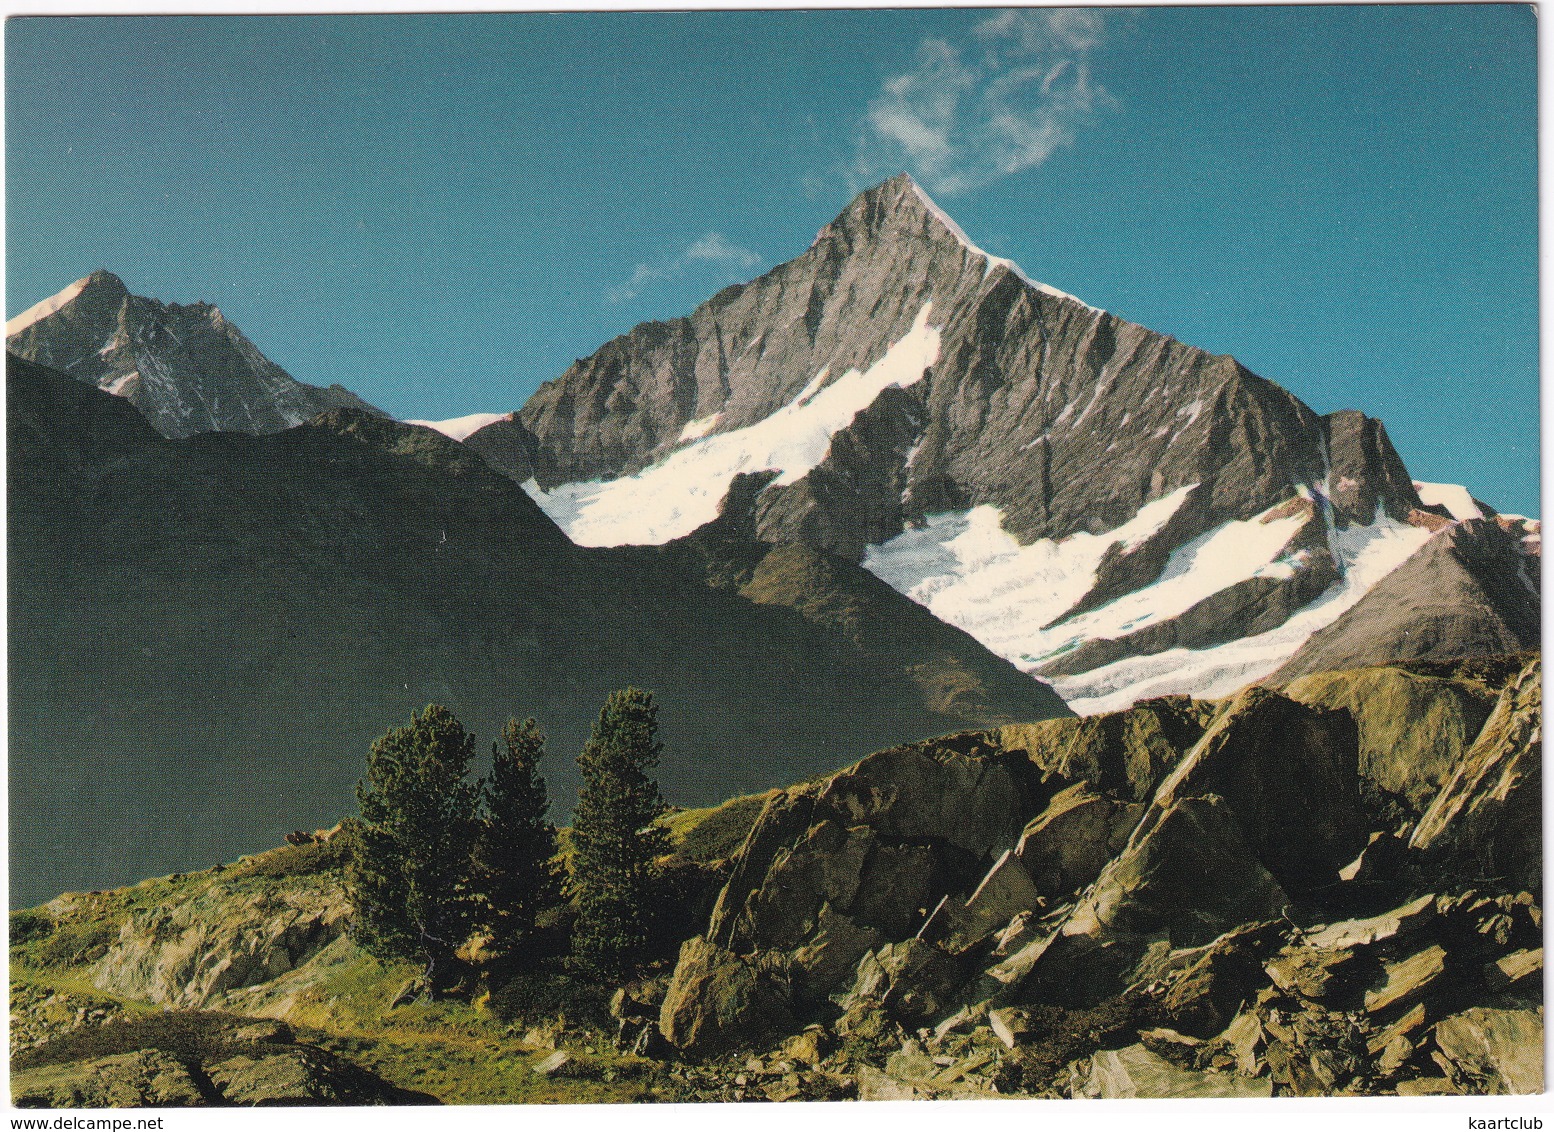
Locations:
863;488;1437;717
525;304;942;547
7;276;90;337
861;486;1199;667
1054;511;1436;714
1413;481;1485;522
909;182;1098;312
406;412;512;441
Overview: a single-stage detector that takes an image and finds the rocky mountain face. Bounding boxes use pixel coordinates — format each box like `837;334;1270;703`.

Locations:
466;175;1538;713
6;269;383;438
7;353;1066;906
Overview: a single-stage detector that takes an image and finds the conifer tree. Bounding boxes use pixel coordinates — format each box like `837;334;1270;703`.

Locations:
347;704;481;992
478;717;561;950
569;687;670;977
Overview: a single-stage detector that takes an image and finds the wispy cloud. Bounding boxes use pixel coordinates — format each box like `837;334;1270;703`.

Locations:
607;232;763;304
853;9;1111;197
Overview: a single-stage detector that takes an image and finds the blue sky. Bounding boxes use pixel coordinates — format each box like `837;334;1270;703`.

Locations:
6;6;1539;514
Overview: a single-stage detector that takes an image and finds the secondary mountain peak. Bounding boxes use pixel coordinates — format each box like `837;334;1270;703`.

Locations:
6;271;385;438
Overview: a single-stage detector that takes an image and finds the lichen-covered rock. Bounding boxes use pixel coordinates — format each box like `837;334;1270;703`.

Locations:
1284;666;1497;809
1019;794;1288;1006
1081;1044;1273;1098
11;1049;207;1108
658;936;795;1059
1150;687;1368;896
92;876;348;1008
1431;1007;1543;1095
1015;783;1142;899
207;1046;396;1106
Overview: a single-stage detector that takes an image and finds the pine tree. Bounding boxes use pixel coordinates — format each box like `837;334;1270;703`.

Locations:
478;717;562;952
569;687;670;977
346;704;481;992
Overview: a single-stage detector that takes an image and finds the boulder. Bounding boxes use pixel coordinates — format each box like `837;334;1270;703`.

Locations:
1015;783;1142;900
11;1049;207;1108
658;936;795;1059
1363;945;1448;1020
928;849;1041;952
845;937;968;1026
1432;1007;1543;1095
1149;687;1368;896
1160;923;1284;1036
1082;1044;1273;1098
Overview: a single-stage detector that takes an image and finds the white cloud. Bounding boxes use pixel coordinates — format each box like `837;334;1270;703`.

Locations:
608;231;763;304
854;9;1112;196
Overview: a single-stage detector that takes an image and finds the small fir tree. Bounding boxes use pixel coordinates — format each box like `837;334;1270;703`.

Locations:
346;704;481;992
478;717;562;951
569;687;670;977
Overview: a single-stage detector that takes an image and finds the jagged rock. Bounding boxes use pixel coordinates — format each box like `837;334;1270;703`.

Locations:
1014;783;1142;900
779;1027;831;1066
1082;1045;1274;1098
1220;1011;1265;1076
845;938;968;1026
1367;1002;1427;1057
11;1049;207;1108
1484;948;1542;997
1149;687;1368;896
1363;945;1448;1019
658;936;795;1058
1001;698;1216;803
1410;656;1541;891
930;849;1041;951
1302;894;1437;951
1159;923;1284;1037
1431;1007;1543;1094
230;1021;293;1045
987;1007;1033;1049
1265;945;1363;1002
1022;794;1288;1006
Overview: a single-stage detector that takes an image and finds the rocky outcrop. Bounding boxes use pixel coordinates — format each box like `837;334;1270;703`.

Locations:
6;270;384;438
10;1015;432;1108
1409;656;1541;890
1283;665;1497;809
92;876;349;1008
12;1049;210;1107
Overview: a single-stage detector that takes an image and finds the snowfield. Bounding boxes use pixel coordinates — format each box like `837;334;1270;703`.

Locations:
862;490;1436;716
523;305;942;546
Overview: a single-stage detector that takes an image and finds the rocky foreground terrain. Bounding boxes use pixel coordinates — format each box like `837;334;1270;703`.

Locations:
9;653;1541;1105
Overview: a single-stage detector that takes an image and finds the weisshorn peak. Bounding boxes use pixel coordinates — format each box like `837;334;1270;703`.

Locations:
464;174;1539;713
6;269;383;438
